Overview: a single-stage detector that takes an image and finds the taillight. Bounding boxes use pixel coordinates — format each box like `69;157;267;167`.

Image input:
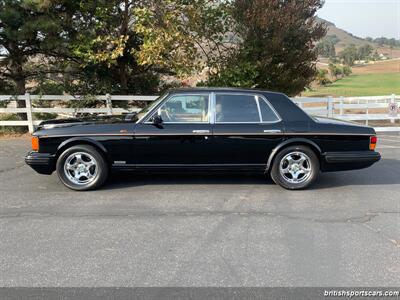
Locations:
31;136;39;151
369;136;377;151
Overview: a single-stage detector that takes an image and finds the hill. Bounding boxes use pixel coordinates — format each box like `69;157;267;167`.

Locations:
317;18;400;58
317;18;376;50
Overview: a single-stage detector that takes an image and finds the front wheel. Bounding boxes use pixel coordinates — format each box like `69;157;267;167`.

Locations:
56;145;108;191
270;145;319;190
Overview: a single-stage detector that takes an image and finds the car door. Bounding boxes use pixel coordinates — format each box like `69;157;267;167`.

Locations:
133;93;212;167
211;93;284;168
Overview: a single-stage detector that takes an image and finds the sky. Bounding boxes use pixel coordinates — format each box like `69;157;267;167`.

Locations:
317;0;400;39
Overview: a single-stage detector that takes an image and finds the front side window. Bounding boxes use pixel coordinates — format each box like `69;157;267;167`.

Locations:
216;94;260;123
155;94;209;123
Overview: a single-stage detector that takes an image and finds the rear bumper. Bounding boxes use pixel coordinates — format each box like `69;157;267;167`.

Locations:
322;151;381;172
25;151;56;175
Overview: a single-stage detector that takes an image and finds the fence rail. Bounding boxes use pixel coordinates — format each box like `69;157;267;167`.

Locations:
0;93;399;133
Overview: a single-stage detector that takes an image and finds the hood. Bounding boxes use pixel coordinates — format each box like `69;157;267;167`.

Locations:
37;113;138;130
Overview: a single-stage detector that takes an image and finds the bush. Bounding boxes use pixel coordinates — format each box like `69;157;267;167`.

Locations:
316;69;332;86
328;64;343;80
343;65;352;76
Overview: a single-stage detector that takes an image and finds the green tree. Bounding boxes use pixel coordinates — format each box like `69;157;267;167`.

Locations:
338;45;357;66
0;0;78;94
203;0;326;96
316;69;331;86
328;63;342;80
357;44;373;60
342;65;352;76
134;0;233;76
65;0;231;96
316;39;336;58
66;0;157;96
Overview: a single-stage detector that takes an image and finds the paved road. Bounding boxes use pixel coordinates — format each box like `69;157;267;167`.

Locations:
0;134;399;287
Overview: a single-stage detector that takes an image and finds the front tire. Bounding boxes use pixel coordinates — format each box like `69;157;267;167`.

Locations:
270;145;319;190
56;145;108;191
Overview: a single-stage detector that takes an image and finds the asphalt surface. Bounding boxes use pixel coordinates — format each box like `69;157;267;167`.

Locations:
0;134;399;287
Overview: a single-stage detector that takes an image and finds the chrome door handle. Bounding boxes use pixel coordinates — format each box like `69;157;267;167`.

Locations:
263;129;282;133
192;130;210;134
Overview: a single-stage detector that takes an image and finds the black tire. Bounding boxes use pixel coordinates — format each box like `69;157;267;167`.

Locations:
270;145;319;190
56;144;108;191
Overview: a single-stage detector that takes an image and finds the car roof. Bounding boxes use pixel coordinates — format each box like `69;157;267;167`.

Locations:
168;87;312;122
169;87;285;96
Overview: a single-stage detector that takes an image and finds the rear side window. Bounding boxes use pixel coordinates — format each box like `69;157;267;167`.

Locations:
258;98;280;122
216;94;260;123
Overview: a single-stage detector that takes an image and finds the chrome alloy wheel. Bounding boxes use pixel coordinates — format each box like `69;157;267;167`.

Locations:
63;152;98;185
279;151;312;184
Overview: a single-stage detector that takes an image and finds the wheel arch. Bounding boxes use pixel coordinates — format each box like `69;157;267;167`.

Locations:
266;138;322;172
56;137;109;162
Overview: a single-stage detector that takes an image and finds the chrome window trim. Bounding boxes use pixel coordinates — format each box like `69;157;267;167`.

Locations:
214;92;282;124
255;96;263;122
142;93;211;124
137;93;169;124
210;92;216;124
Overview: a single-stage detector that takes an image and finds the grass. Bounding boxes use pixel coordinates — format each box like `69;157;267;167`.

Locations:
303;73;400;97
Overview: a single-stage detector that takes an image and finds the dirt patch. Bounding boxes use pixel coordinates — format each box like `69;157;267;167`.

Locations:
352;59;400;75
0;133;31;140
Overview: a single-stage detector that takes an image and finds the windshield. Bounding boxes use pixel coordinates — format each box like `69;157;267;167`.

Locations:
136;93;168;120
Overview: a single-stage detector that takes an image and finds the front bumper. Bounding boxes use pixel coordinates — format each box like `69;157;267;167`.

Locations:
25;151;56;175
321;151;381;172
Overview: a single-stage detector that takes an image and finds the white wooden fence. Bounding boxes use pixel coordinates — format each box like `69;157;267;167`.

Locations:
0;94;157;133
0;93;399;133
292;94;400;132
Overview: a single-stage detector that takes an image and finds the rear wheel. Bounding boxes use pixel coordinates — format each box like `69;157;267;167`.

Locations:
270;145;319;190
56;145;108;191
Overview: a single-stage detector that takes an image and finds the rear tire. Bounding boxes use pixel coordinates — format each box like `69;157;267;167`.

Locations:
56;145;108;191
270;145;319;190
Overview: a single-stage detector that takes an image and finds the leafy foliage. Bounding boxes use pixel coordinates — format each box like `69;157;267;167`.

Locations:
203;0;326;96
316;69;331;86
133;0;233;77
316;37;336;58
0;0;79;94
338;45;358;66
327;63;352;81
338;44;374;66
328;63;342;80
366;36;400;47
0;0;341;100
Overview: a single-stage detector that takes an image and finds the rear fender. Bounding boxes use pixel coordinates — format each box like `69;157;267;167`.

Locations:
266;138;322;172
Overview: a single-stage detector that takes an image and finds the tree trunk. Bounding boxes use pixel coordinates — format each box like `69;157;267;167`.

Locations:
14;75;27;120
118;59;128;94
118;0;130;95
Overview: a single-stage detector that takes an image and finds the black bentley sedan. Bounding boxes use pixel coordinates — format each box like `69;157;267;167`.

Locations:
25;88;381;191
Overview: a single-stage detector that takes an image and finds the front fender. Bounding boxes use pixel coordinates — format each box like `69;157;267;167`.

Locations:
57;137;108;158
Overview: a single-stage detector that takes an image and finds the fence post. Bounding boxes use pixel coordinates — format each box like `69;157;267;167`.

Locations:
25;93;34;133
106;94;112;115
339;96;344;116
327;96;333;117
391;94;395;124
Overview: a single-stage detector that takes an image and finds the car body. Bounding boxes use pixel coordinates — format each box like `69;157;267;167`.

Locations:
25;88;381;190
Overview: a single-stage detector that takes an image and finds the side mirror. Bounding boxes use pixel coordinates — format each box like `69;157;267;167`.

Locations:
153;115;163;125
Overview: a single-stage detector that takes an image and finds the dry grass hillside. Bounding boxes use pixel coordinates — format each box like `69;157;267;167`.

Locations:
352;59;400;74
319;18;400;58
